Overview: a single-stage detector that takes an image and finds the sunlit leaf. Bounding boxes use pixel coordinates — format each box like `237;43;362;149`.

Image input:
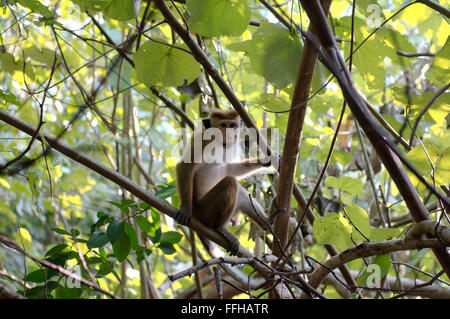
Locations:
427;35;450;86
313;213;353;251
135;40;201;88
325;176;364;195
187;0;250;37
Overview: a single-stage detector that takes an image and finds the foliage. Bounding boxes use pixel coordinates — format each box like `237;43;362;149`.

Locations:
0;0;449;299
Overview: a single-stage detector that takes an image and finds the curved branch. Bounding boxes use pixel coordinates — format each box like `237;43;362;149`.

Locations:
304;238;448;296
332;270;450;299
299;0;450;277
0;110;274;289
409;82;450;146
0;234;118;299
153;0;357;291
405;220;450;243
0;110;230;251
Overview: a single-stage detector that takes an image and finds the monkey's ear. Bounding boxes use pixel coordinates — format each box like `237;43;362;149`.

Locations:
202;118;211;129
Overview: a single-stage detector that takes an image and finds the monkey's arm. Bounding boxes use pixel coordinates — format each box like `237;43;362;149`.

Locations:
226;154;282;178
175;162;197;225
226;160;267;179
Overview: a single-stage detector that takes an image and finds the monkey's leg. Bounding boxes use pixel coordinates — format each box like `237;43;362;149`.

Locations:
194;176;240;255
236;186;270;231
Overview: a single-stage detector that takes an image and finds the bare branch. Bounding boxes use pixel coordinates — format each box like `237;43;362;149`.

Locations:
0;234;118;299
304;238;448;296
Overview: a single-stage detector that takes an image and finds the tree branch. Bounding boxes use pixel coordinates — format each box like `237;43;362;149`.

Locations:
153;0;357;291
303;238;448;296
417;0;450;18
0;109;280;291
409;82;450;146
272;0;331;259
299;0;450;277
0;234;118;299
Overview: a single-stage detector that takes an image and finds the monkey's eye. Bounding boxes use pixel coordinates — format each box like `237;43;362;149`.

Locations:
229;123;235;128
220;123;227;128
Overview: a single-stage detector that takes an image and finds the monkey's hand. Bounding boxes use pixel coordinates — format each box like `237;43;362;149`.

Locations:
175;206;192;226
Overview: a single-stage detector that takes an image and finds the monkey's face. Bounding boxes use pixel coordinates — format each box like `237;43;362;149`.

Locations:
215;119;240;148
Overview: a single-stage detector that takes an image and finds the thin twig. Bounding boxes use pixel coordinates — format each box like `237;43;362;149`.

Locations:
409;82;450;146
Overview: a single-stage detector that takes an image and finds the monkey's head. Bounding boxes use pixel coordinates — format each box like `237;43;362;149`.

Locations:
209;109;241;148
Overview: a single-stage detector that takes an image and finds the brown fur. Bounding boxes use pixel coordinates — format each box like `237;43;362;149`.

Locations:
209;109;239;121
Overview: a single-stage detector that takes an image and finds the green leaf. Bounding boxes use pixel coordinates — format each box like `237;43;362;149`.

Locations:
15;0;53;17
352;37;386;90
135;216;155;237
52;228;72;236
112;233;131;262
135;40;201;88
71;228;80;238
86;233;109;249
313;213;353;251
0;90;21;105
136;246;153;262
324;176;364;195
104;0;137;21
406;144;439;175
25;269;47;283
155;183;177;199
45;244;69;257
376;27;415;67
435;148;450;186
148;227;162;244
158;242;176;255
91;213;114;234
427;35;450;86
71;0;109;12
160;231;182;245
369;227;401;242
108;199;138;215
23;47;58;66
55;286;81;299
19;281;58;298
186;0;250;37
229;23;302;88
97;262;114;276
254;93;290;112
106;220;125;243
124;222;139;250
344;205;371;241
26;172;40;211
151;208;161;230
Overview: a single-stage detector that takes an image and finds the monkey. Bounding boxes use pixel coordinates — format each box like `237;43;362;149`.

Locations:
175;109;279;255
